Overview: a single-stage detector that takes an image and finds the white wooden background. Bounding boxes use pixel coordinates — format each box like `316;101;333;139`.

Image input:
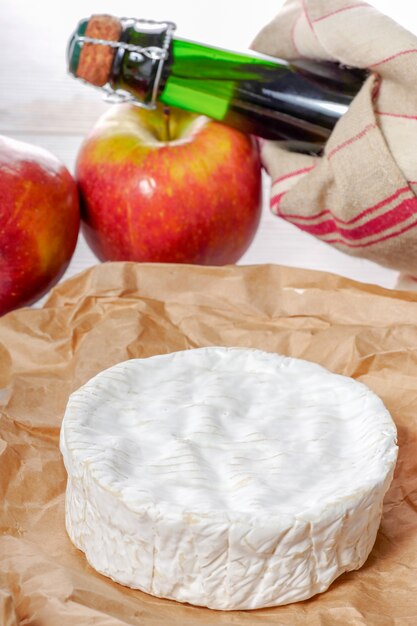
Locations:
1;0;416;297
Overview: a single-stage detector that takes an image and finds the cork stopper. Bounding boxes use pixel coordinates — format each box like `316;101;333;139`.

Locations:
68;15;123;87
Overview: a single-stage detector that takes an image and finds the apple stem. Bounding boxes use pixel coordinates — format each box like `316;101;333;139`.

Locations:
163;106;171;142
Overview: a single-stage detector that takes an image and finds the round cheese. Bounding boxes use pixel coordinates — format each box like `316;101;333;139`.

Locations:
60;347;397;610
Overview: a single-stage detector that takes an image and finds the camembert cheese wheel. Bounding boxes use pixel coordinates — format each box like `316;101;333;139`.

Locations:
60;347;397;610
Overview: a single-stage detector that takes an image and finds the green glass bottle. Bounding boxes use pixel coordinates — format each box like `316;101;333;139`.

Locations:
68;15;368;153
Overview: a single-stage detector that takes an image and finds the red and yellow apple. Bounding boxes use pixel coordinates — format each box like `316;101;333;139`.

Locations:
76;103;262;264
0;136;80;316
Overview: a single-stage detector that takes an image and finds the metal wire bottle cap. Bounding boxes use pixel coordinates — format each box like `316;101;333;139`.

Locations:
68;15;123;87
67;15;176;109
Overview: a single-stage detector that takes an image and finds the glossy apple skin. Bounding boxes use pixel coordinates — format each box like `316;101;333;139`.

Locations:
76;104;262;264
0;136;80;316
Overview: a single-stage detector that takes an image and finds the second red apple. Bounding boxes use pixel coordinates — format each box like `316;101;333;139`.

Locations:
76;104;262;265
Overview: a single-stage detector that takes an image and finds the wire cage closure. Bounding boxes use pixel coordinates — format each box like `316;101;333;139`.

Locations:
74;18;177;109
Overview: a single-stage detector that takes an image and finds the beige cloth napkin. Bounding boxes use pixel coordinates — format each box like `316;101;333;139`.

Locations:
251;0;417;287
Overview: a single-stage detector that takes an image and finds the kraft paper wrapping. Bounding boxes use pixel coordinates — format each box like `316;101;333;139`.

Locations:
1;261;417;625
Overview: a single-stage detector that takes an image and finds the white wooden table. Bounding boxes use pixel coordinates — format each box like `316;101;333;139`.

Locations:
2;0;415;297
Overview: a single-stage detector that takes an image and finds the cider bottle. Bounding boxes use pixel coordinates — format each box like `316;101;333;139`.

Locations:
68;15;368;153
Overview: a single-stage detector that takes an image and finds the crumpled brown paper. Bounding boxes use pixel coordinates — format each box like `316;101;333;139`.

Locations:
1;261;417;625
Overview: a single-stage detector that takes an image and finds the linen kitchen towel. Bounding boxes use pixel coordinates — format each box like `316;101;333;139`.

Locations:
252;0;417;284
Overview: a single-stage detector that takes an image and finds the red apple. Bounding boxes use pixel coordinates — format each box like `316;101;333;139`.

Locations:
0;136;80;316
76;103;262;264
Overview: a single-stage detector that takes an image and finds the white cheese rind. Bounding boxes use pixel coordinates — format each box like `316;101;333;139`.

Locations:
60;347;397;610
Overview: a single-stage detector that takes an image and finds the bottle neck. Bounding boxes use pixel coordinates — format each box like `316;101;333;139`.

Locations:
160;38;290;121
110;20;174;106
111;29;296;120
